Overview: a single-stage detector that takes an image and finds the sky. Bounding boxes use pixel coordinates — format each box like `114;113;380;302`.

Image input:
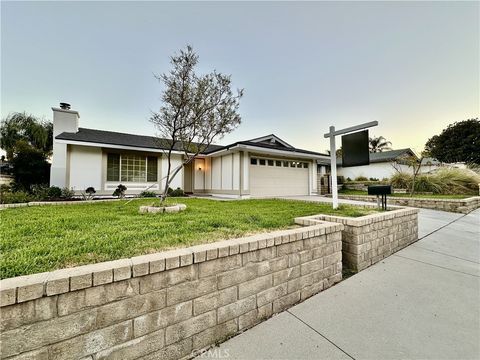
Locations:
1;1;479;155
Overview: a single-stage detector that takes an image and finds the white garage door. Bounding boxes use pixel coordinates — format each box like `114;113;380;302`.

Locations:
250;158;309;197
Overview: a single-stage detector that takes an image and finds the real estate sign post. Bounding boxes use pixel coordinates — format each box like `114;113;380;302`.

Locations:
324;121;378;209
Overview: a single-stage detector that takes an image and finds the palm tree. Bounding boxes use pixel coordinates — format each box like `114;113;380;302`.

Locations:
369;136;392;153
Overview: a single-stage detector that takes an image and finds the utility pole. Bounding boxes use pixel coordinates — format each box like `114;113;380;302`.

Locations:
324;121;378;209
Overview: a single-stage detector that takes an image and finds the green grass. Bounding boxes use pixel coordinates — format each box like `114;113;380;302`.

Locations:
0;198;377;279
338;189;471;199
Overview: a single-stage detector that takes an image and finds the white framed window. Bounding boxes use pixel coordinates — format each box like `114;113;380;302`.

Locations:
107;153;157;182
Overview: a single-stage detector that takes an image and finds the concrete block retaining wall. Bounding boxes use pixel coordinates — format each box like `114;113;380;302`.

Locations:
296;208;419;271
335;195;480;214
0;222;344;360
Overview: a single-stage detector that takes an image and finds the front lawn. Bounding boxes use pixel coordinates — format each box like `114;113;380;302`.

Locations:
0;198;377;279
339;189;471;199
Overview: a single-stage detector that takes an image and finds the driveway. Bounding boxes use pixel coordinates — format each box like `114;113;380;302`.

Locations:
198;206;480;360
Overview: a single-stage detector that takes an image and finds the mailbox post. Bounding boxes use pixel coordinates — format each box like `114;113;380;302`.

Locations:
368;185;392;210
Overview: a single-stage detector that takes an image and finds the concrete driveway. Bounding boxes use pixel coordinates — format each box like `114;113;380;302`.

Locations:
199;207;480;360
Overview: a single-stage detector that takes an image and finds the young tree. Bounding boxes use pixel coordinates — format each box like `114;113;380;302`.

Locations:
392;150;429;196
425;118;480;164
369;136;392;153
150;46;243;203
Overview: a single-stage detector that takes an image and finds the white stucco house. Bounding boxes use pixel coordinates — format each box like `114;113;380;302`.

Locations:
50;104;329;198
332;149;417;180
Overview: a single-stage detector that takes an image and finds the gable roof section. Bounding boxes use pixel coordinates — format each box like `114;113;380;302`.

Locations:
246;134;293;148
55;128;223;153
203;139;328;157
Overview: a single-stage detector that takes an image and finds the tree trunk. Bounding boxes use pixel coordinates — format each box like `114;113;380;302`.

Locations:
160;151;173;205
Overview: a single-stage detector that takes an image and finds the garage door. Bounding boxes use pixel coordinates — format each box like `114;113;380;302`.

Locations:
250;158;309;197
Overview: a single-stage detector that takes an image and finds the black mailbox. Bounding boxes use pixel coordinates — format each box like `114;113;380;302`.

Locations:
368;185;391;210
368;185;392;195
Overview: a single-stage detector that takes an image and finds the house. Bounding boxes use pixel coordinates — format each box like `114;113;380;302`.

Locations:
317;149;417;181
50;104;329;197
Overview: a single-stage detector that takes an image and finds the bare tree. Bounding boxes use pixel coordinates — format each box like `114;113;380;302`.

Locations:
150;46;243;204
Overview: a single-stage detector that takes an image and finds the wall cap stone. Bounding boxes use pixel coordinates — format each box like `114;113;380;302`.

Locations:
295;207;419;228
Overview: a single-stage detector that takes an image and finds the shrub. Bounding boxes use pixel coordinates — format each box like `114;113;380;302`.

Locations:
47;186;62;199
61;187;75;199
30;184;49;200
346;177;352;182
169;187;184;197
81;187;96;200
390;172;412;189
113;184;127;198
0;190;33;204
140;191;157;198
369;177;379;181
0;184;34;204
389;168;480;194
432;168;480;195
354;176;368;181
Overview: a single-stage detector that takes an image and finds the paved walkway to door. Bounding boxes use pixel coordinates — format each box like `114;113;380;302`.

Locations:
197;205;480;360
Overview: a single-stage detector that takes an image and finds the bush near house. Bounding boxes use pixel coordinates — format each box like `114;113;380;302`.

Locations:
169;187;185;197
390;168;480;195
0;184;76;204
140;190;157;198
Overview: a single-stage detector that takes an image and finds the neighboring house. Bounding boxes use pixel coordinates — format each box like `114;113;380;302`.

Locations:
421;157;467;172
318;149;418;180
50;105;329;197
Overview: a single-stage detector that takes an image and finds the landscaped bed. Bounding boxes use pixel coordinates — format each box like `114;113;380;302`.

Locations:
339;189;471;199
0;198;378;279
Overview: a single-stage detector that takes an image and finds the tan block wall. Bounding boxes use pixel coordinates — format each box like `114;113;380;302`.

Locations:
0;223;343;360
296;207;419;272
339;211;418;271
334;195;480;214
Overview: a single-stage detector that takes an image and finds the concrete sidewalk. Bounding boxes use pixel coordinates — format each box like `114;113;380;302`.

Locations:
199;208;479;360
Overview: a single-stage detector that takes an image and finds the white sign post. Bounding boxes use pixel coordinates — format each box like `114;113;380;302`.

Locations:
324;121;379;209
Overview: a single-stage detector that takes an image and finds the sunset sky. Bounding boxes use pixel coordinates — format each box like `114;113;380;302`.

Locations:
1;1;478;154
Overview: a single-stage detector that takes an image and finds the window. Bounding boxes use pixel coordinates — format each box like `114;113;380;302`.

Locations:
267;160;274;166
259;159;266;166
106;153;157;182
275;160;282;167
107;154;120;181
121;155;146;182
147;156;158;182
250;158;258;165
302;162;308;169
283;161;289;167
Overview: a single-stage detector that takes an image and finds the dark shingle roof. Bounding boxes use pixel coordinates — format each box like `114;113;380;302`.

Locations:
57;128;328;157
56;128;223;153
368;148;415;163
